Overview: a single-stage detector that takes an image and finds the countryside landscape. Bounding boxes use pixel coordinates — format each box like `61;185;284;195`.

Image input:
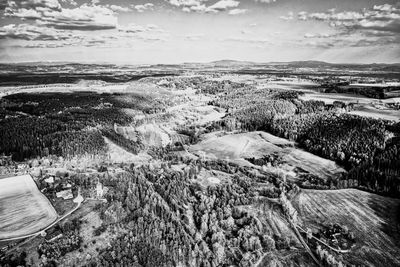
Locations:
1;0;400;266
0;61;399;267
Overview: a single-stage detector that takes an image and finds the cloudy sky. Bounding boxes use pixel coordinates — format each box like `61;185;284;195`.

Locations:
0;0;399;64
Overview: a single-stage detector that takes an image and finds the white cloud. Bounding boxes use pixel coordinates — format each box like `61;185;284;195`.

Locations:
207;0;239;12
165;0;240;13
254;0;277;3
0;23;71;40
118;23;169;41
134;3;154;13
280;11;293;20
228;8;247;15
5;1;118;30
304;33;334;38
107;5;131;13
224;36;271;44
298;11;307;21
1;22;170;48
60;0;77;6
298;3;400;34
184;33;205;40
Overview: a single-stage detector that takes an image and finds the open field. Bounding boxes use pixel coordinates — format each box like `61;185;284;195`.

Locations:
189;131;345;180
293;189;400;266
0;175;58;240
300;92;400;121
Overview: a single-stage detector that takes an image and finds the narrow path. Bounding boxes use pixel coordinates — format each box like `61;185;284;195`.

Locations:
288;218;321;267
237;139;250;157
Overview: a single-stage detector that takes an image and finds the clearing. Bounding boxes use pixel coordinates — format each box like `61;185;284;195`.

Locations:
292;189;400;266
0;174;58;240
189;131;345;181
104;137;152;165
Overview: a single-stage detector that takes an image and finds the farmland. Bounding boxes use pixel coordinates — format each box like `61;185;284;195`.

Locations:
0;174;58;240
189;131;346;181
293;189;400;266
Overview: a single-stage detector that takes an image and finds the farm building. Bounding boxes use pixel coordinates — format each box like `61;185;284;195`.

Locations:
56;189;73;200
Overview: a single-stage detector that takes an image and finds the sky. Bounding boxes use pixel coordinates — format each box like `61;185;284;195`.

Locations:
0;0;399;64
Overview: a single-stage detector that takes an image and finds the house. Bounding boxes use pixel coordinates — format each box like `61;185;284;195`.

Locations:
44;176;54;184
56;189;73;200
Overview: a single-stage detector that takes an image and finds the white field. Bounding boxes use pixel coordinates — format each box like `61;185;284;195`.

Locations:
0;174;58;239
189;131;345;180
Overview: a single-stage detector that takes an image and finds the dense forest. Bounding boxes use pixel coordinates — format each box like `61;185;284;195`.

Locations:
87;161;294;267
0;91;168;161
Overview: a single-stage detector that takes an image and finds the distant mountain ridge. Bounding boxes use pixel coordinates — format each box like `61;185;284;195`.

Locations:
2;60;400;67
209;60;400;67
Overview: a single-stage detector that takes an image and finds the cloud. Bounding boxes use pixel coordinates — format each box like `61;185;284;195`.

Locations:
133;3;154;13
295;3;400;49
60;0;77;6
107;5;131;13
302;35;398;49
184;33;205;40
117;24;170;41
228;8;247;15
298;3;400;34
304;33;335;38
280;11;294;21
4;1;118;30
6;0;62;11
0;23;71;40
165;0;240;13
254;0;277;3
207;0;239;12
298;11;307;21
0;22;170;49
224;36;271;44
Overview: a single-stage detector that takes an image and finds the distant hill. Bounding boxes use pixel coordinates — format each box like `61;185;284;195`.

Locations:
204;60;400;72
210;60;257;66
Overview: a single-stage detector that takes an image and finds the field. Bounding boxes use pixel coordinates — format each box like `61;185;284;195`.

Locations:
0;174;58;240
293;189;400;266
189;131;345;180
300;92;400;121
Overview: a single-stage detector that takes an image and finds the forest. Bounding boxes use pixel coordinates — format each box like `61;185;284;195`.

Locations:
0;91;168;161
85;161;288;267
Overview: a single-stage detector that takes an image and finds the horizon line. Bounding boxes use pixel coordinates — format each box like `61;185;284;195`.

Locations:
1;59;400;66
